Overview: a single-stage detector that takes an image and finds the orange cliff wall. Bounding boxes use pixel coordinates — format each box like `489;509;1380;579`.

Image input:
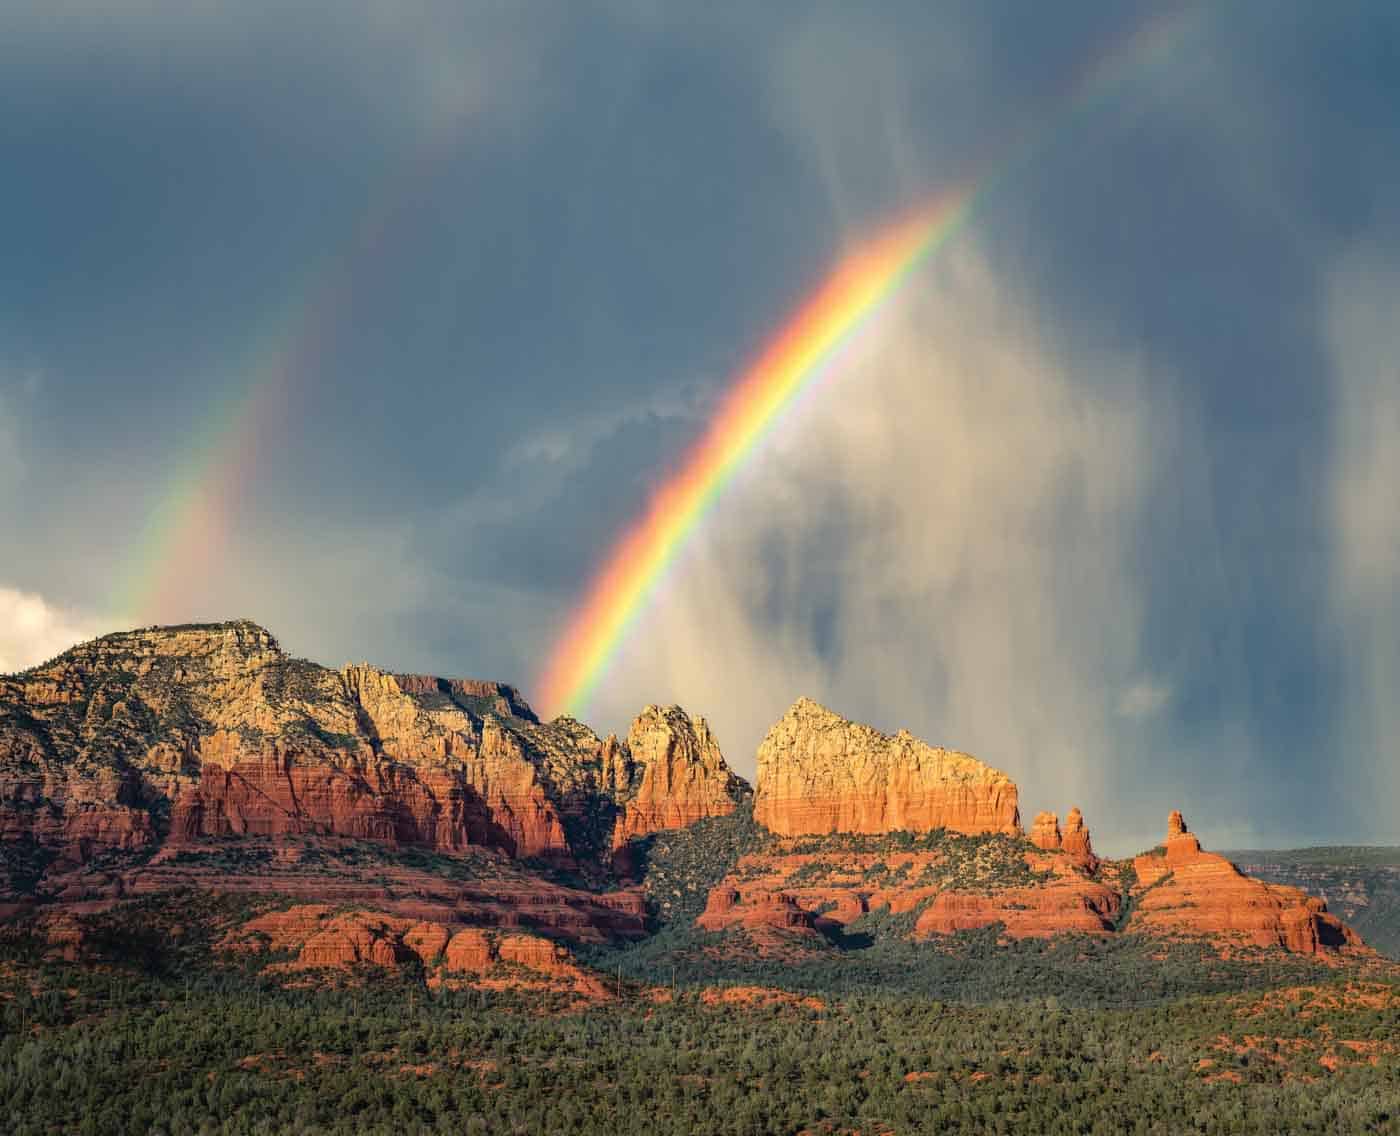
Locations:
752;698;1020;837
611;705;745;849
1131;811;1367;957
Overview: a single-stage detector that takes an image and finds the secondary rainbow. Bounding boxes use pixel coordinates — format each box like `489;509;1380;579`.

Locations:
111;126;465;625
535;5;1197;718
535;195;970;718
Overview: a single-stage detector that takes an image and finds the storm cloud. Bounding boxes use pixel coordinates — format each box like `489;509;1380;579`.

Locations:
2;2;1397;853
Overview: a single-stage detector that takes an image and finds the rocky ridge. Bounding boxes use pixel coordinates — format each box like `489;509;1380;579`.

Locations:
694;806;1370;958
1223;846;1400;960
753;698;1021;837
0;622;744;896
0;625;1374;964
1129;812;1365;955
220;904;609;998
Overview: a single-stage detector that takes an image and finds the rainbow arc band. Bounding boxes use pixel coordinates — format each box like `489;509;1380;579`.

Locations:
534;5;1197;719
535;196;966;719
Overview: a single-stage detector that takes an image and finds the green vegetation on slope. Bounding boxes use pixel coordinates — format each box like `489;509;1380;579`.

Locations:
0;939;1395;1135
588;924;1333;1009
1228;848;1400;868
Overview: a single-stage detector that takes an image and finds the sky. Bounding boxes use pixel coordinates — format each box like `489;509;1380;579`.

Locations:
1;2;1397;854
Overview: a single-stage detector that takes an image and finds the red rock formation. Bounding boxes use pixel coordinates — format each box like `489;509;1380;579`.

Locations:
696;886;819;935
298;913;415;969
0;622;742;887
1030;811;1062;851
611;706;744;849
19;832;647;943
1131;812;1366;956
695;836;1119;943
753;698;1020;837
443;928;495;971
222;904;607;994
2;622;1377;971
1061;807;1097;871
693;811;1368;958
404;921;450;963
913;858;1120;938
498;931;573;973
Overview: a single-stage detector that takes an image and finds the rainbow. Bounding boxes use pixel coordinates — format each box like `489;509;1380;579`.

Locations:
112;130;464;625
535;5;1197;718
534;197;969;717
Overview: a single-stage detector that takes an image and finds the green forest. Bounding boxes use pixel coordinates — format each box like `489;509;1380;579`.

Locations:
1;892;1397;1136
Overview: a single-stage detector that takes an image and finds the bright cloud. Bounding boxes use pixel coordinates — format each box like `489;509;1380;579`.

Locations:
0;586;116;674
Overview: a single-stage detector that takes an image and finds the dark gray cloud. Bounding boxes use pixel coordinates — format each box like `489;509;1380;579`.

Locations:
2;2;1398;853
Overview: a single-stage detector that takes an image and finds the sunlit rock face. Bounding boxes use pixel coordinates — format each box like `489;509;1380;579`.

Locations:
1132;811;1368;956
1030;811;1062;851
0;624;1375;964
0;622;743;887
753;697;1021;837
610;705;746;849
217;905;609;997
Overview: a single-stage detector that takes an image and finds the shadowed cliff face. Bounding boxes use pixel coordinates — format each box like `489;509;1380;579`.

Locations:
0;622;745;895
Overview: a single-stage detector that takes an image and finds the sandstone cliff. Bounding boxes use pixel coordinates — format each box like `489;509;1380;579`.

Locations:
1;626;1376;966
1130;811;1366;957
696;789;1365;958
753;698;1020;837
695;828;1120;945
611;705;745;849
0;622;740;895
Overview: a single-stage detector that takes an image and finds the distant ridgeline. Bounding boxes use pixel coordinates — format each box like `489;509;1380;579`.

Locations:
1225;847;1400;961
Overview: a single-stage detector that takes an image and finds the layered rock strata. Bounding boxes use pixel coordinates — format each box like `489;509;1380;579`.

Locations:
611;705;745;849
696;839;1119;942
753;698;1021;837
1;629;1376;966
701;775;1364;958
1131;812;1366;957
0;622;743;894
